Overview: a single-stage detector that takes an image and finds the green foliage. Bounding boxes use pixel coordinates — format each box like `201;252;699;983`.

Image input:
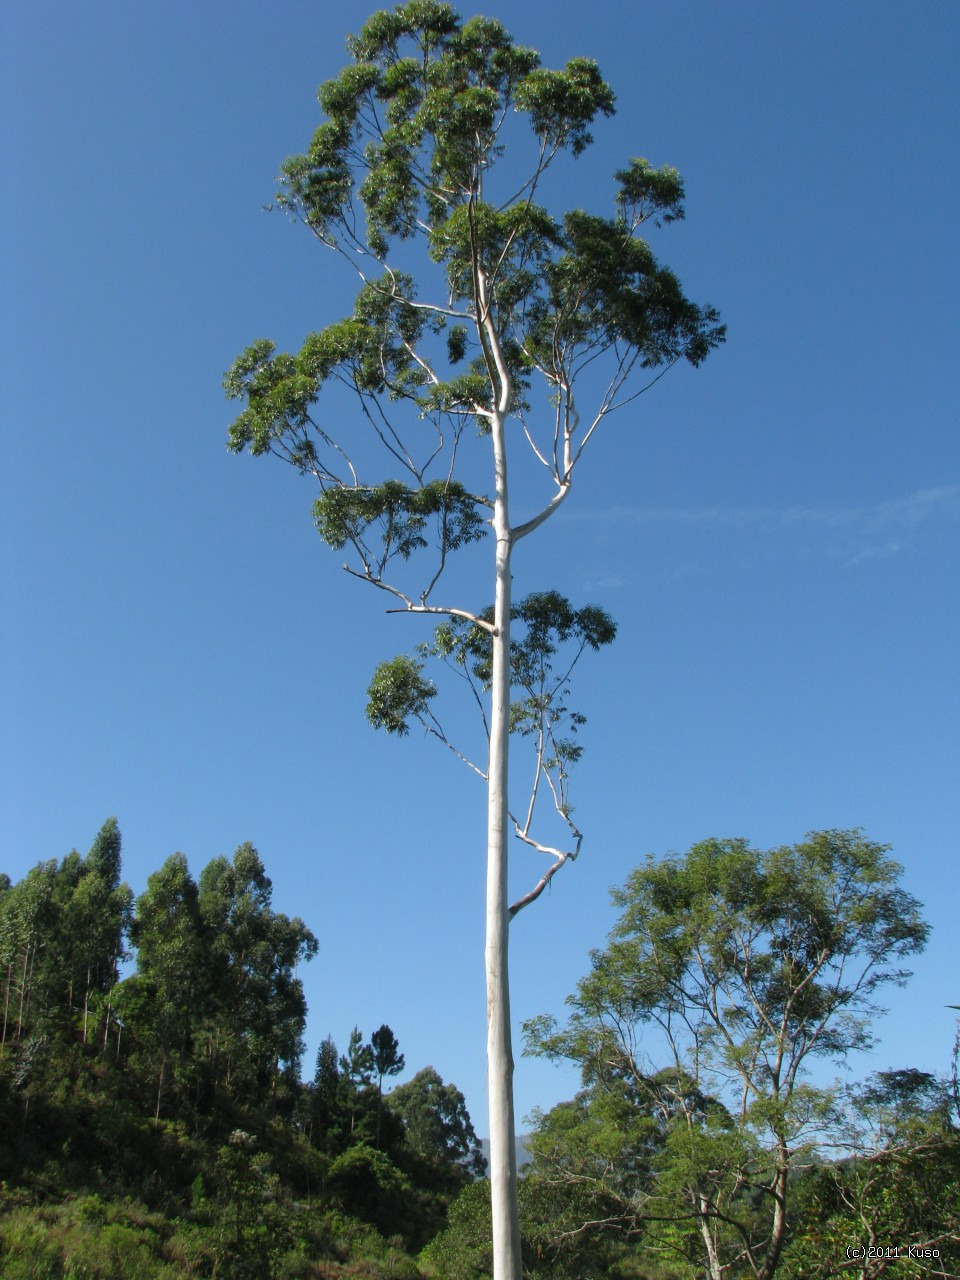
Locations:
429;592;616;687
198;843;318;1099
123;852;206;1112
388;1067;485;1184
339;1026;375;1090
0;820;494;1276
314;479;486;571
420;1179;492;1279
328;1144;419;1243
0;820;131;1057
4;816;950;1279
86;818;122;887
372;1025;405;1088
371;1025;406;1150
307;1028;405;1157
423;1177;654;1280
367;655;437;735
781;1076;960;1277
372;592;615;799
0;1197;188;1280
225;1;723;601
312;1034;343;1156
321;1210;426;1278
525;830;931;1280
531;831;928;1092
213;1129;290;1276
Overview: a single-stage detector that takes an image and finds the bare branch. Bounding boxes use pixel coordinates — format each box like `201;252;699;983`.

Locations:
384;603;495;632
512;481;572;542
509;848;578;918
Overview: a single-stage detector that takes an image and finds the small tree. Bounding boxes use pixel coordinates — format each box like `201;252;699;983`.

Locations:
198;843;318;1102
224;6;723;1274
371;1023;405;1147
389;1064;486;1182
526;830;930;1280
338;1025;376;1140
124;852;206;1123
312;1034;342;1155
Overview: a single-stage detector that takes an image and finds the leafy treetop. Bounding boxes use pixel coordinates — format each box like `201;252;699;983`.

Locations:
224;1;724;611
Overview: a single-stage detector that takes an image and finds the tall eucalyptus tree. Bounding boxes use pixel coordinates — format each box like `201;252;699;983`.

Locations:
224;5;723;1274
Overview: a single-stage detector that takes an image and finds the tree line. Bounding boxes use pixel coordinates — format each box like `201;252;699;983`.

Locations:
2;823;956;1278
0;819;483;1277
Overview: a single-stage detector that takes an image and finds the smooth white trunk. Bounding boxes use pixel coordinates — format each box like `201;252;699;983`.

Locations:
486;404;522;1280
698;1196;723;1280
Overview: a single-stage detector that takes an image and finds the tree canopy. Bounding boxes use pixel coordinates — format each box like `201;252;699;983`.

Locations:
525;830;932;1280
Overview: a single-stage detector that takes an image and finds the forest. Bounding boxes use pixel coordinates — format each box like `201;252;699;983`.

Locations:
1;820;957;1278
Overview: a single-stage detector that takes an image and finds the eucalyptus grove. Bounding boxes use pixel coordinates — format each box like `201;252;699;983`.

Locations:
224;5;723;1273
0;819;130;1055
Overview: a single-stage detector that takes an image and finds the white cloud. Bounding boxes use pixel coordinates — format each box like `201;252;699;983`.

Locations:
583;573;626;591
845;539;902;567
584;483;959;532
572;483;959;570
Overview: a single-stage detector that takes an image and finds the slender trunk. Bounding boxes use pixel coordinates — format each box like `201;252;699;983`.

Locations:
758;1153;789;1280
155;1058;165;1125
83;964;91;1043
697;1193;723;1280
486;399;522;1280
24;942;36;1027
2;960;11;1050
16;946;29;1040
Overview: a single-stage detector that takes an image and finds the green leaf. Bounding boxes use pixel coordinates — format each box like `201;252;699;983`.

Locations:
366;655;437;735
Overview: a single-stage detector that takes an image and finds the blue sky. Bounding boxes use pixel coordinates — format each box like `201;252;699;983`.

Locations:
2;0;958;1135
